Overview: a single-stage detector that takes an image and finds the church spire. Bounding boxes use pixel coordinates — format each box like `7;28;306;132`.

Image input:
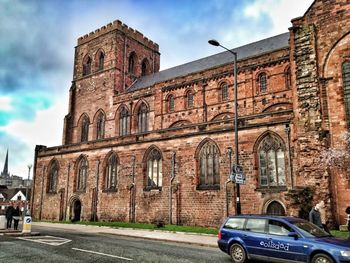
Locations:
1;149;9;177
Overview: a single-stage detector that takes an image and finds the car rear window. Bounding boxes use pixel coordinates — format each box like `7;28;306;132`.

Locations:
246;218;266;233
224;218;245;230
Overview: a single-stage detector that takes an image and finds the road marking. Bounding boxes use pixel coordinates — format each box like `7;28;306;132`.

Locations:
72;247;133;261
17;235;71;246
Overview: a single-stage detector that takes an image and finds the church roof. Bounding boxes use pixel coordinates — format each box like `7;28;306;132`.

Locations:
0;188;31;201
128;32;290;92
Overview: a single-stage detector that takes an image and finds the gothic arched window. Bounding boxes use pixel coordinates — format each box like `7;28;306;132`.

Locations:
105;153;118;190
76;157;88;191
342;61;350;128
98;52;104;71
285;67;291;89
168;95;175;112
186;91;194;108
198;141;220;190
119;106;129;136
83;56;92;76
81;115;89;142
258;72;268;93
141;59;149;76
128;52;136;74
258;134;286;188
96;112;105;140
48;160;59;192
221;82;228;101
138;103;148;133
146;148;162;190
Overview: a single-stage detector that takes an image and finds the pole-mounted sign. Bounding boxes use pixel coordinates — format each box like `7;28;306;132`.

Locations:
230;165;246;184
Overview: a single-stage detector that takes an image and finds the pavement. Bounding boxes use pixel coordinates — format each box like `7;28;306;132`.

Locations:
1;221;218;248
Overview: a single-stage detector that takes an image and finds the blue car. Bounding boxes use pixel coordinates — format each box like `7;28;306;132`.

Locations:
218;215;350;263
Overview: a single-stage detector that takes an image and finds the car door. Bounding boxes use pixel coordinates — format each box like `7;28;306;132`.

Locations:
243;218;269;260
266;219;307;262
219;217;246;252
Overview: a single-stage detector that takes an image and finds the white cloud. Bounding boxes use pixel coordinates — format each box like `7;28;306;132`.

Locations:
4;98;67;147
0;96;12;111
0;93;68;177
244;0;313;34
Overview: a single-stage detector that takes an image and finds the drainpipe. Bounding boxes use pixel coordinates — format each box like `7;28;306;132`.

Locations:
169;152;176;225
226;148;232;217
285;124;293;188
225;179;231;217
94;160;100;221
202;80;207;123
129;156;136;223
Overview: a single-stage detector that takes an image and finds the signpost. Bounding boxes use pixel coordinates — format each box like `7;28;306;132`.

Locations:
230;165;246;185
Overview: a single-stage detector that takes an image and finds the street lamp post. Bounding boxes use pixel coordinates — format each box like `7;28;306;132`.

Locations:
26;164;32;216
208;39;241;215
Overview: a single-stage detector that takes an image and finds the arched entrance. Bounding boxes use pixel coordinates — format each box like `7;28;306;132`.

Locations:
266;201;286;216
71;199;81;222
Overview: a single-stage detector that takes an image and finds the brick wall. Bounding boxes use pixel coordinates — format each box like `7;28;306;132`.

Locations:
291;0;350;225
32;22;294;227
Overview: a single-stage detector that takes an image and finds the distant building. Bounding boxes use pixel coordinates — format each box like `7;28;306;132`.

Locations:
0;186;31;214
0;149;32;188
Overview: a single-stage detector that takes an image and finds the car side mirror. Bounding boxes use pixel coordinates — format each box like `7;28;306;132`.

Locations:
288;232;299;240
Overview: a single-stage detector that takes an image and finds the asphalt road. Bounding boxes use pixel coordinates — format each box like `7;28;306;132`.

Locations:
0;225;233;263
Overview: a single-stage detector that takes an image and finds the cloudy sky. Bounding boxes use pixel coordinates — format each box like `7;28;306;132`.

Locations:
0;0;314;178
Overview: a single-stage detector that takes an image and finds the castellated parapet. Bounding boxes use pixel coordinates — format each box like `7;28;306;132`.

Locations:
77;19;159;51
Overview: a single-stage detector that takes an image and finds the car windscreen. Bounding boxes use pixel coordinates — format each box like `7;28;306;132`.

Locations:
291;221;331;238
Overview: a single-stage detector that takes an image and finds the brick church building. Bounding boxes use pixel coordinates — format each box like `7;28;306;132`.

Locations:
31;0;350;227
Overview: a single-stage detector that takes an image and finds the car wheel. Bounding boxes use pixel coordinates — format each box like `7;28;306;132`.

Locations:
311;253;334;263
229;243;246;263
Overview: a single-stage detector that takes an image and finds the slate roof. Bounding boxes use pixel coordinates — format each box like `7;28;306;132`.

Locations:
0;188;18;200
0;187;31;201
128;32;290;92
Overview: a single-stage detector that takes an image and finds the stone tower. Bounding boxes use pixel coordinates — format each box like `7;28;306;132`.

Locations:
62;20;160;145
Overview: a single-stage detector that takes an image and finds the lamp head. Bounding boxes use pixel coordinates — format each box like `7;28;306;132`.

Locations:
208;39;220;46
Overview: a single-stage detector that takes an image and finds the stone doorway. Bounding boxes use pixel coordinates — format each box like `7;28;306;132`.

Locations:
266;201;286;216
72;199;81;222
